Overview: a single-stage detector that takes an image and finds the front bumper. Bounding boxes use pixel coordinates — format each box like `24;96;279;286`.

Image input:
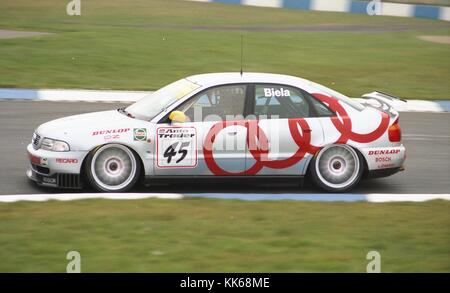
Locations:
26;144;88;189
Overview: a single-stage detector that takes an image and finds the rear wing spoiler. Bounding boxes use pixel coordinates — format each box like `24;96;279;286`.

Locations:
360;91;407;113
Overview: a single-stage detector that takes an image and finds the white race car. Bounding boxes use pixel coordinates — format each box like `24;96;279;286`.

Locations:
27;73;406;192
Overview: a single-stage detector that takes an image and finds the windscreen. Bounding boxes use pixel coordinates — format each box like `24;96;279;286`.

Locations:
126;79;201;120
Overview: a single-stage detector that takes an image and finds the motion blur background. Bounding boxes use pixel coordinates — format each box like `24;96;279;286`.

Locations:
0;0;448;272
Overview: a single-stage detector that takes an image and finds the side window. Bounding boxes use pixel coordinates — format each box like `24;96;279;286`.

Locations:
254;84;310;119
309;96;335;117
176;85;247;122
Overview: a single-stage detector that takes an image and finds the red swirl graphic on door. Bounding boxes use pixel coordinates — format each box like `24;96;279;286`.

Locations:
203;93;390;175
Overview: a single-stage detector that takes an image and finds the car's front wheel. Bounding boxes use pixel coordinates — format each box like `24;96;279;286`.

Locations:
85;144;141;192
310;144;363;192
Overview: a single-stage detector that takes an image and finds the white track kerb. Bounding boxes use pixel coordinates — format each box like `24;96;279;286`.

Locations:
0;88;449;112
187;0;450;22
0;193;449;203
0;193;183;203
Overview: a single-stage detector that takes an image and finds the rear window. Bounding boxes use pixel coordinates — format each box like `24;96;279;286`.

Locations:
309;81;365;111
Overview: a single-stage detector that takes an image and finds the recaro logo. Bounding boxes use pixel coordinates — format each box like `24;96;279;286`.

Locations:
56;158;78;164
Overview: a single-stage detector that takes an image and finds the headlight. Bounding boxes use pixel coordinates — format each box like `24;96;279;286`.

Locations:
40;138;70;152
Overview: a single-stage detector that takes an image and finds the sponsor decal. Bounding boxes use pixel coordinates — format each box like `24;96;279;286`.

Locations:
375;157;391;163
156;127;197;168
377;163;396;169
42;177;56;184
133;128;147;141
264;88;290;97
158;128;195;139
367;149;401;168
92;128;130;136
368;149;401;156
104;134;120;141
56;158;78;164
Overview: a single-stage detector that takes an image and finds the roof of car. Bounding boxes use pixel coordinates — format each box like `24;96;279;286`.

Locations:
184;72;366;111
185;72;312;88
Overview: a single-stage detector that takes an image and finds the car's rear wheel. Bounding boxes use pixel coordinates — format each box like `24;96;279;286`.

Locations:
85;144;141;192
310;144;363;192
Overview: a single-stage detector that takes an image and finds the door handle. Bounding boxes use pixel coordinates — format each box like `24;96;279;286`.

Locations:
227;131;238;136
302;128;312;133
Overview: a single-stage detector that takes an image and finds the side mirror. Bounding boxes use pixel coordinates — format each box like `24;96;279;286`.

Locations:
168;111;186;123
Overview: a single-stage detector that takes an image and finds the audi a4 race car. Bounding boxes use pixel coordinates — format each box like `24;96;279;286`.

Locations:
27;72;406;192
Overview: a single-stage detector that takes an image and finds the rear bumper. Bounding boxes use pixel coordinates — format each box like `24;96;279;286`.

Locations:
26;144;86;189
360;144;406;173
366;166;404;179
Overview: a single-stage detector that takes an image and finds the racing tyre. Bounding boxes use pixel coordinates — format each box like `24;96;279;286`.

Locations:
310;144;363;192
85;144;141;192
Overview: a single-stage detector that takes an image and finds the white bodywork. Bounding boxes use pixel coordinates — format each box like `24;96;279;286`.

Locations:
27;72;406;189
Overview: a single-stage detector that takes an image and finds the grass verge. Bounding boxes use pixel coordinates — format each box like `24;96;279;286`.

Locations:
0;198;448;272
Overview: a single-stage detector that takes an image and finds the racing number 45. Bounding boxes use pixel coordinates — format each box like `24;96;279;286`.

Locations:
164;141;190;164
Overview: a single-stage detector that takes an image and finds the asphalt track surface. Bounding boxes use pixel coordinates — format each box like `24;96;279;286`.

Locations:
0;100;448;195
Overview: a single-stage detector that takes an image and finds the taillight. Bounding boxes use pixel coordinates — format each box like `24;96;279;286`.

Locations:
388;118;401;142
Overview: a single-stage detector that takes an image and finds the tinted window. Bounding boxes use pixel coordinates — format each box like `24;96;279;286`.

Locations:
309;96;335;117
177;85;247;122
254;84;310;118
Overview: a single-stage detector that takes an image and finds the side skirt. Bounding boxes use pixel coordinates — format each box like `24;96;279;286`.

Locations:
145;175;306;187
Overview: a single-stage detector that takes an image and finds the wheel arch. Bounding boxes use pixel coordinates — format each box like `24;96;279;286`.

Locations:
305;143;369;176
346;144;369;177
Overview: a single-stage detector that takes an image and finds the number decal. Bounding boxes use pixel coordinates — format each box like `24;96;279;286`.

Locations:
162;141;191;164
163;142;178;164
157;127;197;168
176;141;190;163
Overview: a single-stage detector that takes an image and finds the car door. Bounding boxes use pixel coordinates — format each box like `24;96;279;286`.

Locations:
154;84;249;176
246;83;327;175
